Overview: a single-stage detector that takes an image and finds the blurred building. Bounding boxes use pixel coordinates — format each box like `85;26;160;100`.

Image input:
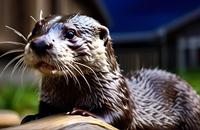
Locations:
0;0;108;47
101;0;200;72
0;0;200;81
113;8;200;72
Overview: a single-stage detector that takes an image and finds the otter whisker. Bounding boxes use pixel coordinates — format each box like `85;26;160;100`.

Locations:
58;62;77;86
20;64;27;86
17;59;26;77
73;62;106;99
73;62;97;77
56;59;73;85
72;64;92;92
17;59;26;74
74;63;107;102
56;59;81;88
10;57;24;79
0;41;25;46
5;26;27;42
60;66;69;84
40;10;43;20
63;63;81;88
73;61;102;87
64;64;83;90
54;62;69;83
73;65;85;77
56;59;72;77
0;49;24;59
27;32;32;40
30;16;37;23
0;54;23;77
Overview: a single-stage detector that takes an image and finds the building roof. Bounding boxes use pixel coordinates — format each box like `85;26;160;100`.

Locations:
159;8;200;35
101;0;200;41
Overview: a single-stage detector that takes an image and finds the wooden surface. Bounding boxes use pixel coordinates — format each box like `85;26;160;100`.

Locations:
0;110;20;128
1;115;118;130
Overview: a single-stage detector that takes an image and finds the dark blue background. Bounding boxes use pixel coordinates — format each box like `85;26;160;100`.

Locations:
102;0;200;33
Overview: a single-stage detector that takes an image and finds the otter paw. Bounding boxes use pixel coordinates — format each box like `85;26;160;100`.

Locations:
67;108;96;117
21;114;42;124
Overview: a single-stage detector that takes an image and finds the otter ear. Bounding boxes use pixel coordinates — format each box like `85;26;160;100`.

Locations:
98;25;110;46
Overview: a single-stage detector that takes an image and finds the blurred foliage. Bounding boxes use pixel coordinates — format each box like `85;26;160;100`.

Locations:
0;84;38;116
0;70;199;117
178;69;200;94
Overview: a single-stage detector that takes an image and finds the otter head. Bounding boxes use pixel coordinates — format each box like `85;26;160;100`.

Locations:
24;14;118;76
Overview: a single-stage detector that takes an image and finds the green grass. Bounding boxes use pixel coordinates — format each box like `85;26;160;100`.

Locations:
178;70;200;94
0;84;38;116
0;70;199;116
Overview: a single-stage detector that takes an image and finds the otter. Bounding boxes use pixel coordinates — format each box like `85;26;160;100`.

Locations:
20;14;200;130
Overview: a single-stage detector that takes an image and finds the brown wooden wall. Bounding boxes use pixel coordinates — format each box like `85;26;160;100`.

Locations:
0;0;107;51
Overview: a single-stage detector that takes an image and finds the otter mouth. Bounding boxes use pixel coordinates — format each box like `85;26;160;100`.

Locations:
35;62;63;75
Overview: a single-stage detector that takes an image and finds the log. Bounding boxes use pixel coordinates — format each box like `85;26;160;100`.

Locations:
1;115;118;130
0;110;20;128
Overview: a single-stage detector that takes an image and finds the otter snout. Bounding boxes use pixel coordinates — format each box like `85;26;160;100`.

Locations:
30;38;53;55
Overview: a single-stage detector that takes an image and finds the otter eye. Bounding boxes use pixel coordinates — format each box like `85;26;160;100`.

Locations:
64;30;76;39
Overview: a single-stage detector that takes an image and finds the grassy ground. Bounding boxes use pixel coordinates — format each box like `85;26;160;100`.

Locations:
0;70;199;116
0;84;38;116
178;69;200;94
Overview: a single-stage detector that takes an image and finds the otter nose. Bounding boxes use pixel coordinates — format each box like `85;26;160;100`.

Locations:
30;39;52;55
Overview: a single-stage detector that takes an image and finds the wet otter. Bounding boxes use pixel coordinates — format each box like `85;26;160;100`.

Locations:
21;14;200;130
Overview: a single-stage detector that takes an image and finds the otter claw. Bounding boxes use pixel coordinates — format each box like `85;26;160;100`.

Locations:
68;108;96;117
66;111;70;115
21;114;41;124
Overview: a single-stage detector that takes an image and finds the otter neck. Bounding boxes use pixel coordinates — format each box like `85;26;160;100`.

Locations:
40;63;125;107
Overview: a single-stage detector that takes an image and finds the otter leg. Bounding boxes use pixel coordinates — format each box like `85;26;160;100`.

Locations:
21;101;58;124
